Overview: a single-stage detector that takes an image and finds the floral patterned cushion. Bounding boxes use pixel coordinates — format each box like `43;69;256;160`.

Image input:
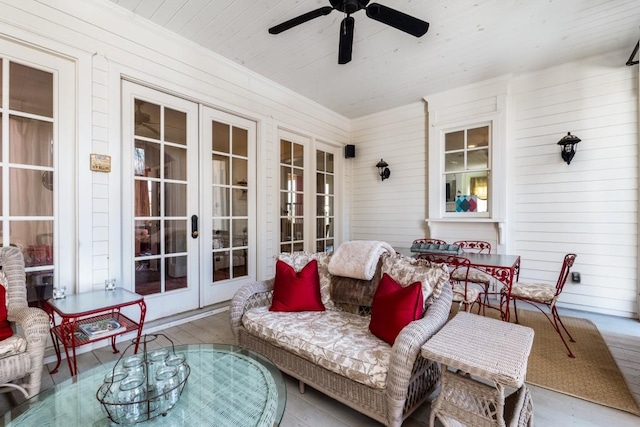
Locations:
242;307;391;389
452;283;480;304
381;254;449;306
451;267;492;285
509;282;556;302
0;336;27;359
276;252;335;310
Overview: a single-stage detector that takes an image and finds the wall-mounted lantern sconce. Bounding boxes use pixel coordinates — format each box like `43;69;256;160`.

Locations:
376;159;390;181
557;132;581;165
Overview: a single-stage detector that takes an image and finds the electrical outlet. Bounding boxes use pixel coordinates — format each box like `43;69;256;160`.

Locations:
571;272;581;283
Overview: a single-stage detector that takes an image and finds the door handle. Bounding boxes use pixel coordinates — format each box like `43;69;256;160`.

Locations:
191;215;199;238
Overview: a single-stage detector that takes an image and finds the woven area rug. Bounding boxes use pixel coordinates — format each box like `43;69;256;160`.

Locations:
479;308;640;416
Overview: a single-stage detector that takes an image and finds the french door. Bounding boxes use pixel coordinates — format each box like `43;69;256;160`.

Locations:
122;83;257;318
122;82;200;320
0;38;75;307
200;106;256;306
278;130;339;253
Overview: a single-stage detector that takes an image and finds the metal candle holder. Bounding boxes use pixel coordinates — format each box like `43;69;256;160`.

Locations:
96;334;190;424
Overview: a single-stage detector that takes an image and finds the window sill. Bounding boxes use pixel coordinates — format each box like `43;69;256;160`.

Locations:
425;218;506;244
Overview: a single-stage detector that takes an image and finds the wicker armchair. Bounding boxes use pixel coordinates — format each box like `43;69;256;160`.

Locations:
0;246;50;398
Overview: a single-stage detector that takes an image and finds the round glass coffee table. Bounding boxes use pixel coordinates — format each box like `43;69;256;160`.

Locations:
6;343;286;426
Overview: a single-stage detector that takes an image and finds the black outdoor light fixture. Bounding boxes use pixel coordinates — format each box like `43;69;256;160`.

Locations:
376;159;390;181
557;132;581;165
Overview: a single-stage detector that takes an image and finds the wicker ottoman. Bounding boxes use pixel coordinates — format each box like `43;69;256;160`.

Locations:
421;312;534;427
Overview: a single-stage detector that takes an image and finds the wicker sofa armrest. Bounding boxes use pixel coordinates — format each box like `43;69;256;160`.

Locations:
229;278;275;341
7;306;50;344
385;284;453;417
6;305;49;396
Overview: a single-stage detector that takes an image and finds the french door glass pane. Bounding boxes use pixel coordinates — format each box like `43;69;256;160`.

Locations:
164;108;186;145
9;116;53;166
9;169;53;216
165;183;187;216
232;127;248;156
134;140;160;177
165;220;187;254
212;122;229;153
134;100;160;139
9;62;53;118
165;146;187;180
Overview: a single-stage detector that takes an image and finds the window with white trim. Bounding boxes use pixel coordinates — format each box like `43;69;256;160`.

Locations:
443;124;491;215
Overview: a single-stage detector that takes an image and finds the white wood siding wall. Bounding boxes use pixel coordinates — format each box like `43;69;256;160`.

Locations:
351;51;638;318
350;102;429;247
0;0;350;290
512;50;638;318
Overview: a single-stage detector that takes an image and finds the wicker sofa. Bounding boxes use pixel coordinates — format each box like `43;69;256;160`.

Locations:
230;249;453;426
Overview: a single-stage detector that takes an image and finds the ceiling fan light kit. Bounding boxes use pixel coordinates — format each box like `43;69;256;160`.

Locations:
268;1;429;64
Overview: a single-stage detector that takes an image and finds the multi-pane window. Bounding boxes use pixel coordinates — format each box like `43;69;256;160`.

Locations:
211;121;249;282
444;124;490;214
0;59;55;308
315;150;334;253
279;139;304;253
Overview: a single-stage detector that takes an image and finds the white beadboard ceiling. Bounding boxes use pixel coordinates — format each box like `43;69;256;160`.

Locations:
107;0;640;119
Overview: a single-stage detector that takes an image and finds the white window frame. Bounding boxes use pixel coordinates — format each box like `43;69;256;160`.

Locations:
441;121;493;218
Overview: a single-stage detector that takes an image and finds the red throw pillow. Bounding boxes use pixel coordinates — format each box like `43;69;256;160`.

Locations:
369;273;423;345
270;259;325;312
0;285;13;340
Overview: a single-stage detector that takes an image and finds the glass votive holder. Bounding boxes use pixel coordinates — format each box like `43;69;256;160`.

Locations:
117;374;147;424
105;278;116;291
99;368;128;420
52;286;66;299
147;348;169;395
166;354;188;383
100;369;128;402
122;354;145;378
155;366;180;413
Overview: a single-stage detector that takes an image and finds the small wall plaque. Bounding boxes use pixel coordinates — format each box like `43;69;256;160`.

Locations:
90;154;111;173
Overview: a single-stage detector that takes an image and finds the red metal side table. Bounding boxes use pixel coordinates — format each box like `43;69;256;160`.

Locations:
46;288;146;376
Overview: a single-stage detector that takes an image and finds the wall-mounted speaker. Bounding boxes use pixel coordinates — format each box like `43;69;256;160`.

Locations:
344;144;355;158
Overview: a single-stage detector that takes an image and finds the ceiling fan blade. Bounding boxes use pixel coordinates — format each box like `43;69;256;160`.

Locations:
365;3;429;37
268;6;334;34
338;16;355;64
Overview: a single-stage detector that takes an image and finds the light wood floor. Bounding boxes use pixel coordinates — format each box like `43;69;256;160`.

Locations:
2;306;639;426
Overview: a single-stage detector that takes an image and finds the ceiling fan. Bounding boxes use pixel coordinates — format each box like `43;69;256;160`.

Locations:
268;0;429;64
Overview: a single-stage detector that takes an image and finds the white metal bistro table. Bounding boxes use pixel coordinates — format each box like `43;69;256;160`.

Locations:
5;343;287;427
421;312;534;427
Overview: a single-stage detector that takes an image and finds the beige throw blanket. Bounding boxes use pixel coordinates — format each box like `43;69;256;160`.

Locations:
328;240;395;280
